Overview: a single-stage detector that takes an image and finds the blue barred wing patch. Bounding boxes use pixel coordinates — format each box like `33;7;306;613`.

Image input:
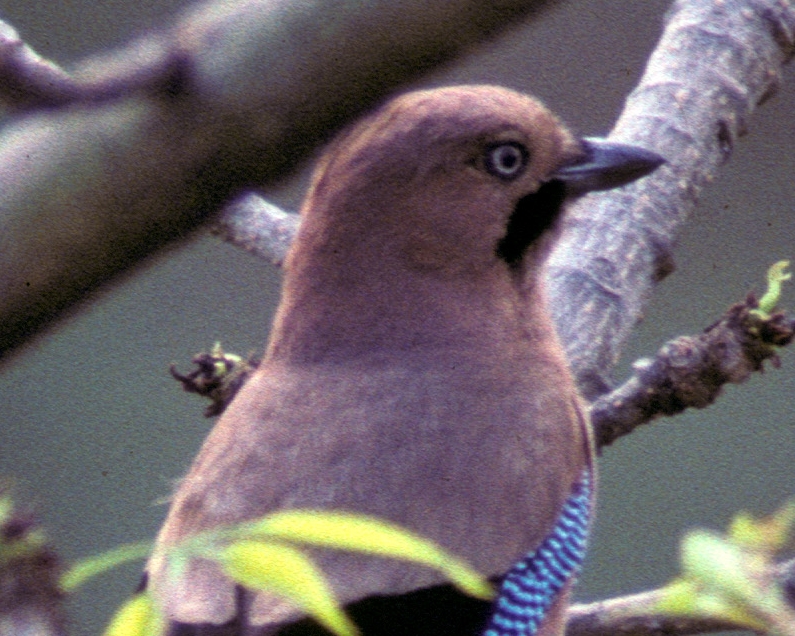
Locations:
482;469;592;636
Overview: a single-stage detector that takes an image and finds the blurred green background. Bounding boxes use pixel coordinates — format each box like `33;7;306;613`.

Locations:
0;1;793;634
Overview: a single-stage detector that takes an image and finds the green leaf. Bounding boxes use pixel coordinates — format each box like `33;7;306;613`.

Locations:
728;499;795;551
218;539;358;636
756;260;791;316
680;531;752;599
102;592;165;636
654;523;795;634
654;579;701;615
655;577;768;631
241;510;494;600
680;529;788;615
61;541;152;592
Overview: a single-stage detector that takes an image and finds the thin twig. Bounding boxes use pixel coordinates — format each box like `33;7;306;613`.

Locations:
213;194;301;267
591;295;795;448
567;592;739;636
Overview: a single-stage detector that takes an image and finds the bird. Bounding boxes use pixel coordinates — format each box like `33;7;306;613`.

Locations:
145;85;663;636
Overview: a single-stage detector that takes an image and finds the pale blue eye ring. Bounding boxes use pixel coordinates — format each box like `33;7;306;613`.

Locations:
484;142;529;180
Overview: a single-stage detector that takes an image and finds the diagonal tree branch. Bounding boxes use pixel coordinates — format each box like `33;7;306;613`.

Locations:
0;0;556;364
546;0;795;399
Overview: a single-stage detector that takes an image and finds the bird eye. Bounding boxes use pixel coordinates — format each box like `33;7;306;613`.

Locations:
484;142;529;180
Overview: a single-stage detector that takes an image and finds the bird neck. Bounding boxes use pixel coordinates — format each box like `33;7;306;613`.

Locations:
264;258;556;366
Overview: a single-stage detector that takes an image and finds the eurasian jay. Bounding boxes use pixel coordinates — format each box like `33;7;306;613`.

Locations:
147;85;663;636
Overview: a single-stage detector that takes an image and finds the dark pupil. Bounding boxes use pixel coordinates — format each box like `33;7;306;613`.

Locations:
499;149;518;170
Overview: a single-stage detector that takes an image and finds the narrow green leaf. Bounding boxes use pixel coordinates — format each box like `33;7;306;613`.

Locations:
653;578;700;615
102;593;165;636
218;539;358;636
242;511;494;599
757;260;791;315
61;541;152;592
728;499;795;550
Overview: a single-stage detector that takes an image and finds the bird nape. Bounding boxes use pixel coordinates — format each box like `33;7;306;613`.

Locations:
146;85;663;636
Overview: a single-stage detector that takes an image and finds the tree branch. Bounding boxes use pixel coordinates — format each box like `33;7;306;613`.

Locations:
568;554;795;636
0;18;183;111
546;0;795;400
567;592;739;636
214;194;301;267
591;293;795;448
0;19;76;110
0;0;555;363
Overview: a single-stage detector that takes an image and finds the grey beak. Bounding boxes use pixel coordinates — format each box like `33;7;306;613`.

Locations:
553;137;665;194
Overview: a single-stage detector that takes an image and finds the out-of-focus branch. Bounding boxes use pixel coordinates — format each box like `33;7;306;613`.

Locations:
0;19;75;109
0;19;182;110
567;592;739;636
0;0;554;364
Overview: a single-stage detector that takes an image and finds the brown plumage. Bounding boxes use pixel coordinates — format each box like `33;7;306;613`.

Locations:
147;85;662;636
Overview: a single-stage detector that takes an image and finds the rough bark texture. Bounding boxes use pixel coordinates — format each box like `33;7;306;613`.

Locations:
546;0;795;399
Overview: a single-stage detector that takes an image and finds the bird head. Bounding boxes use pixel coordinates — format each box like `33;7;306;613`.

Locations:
290;85;662;280
270;86;662;361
